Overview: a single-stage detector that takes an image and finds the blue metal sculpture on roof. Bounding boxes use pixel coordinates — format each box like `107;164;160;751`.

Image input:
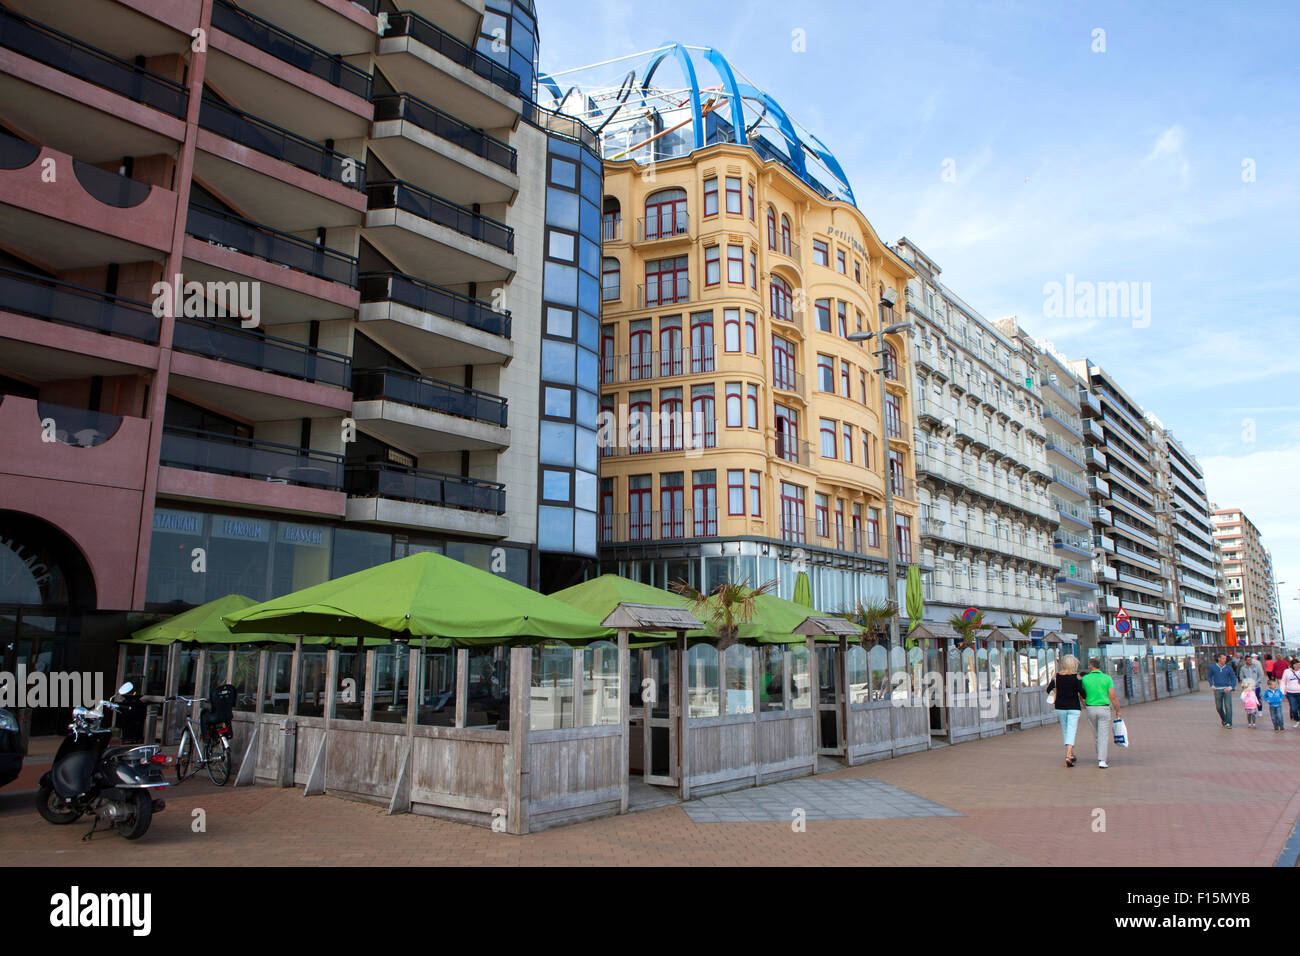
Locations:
539;43;855;206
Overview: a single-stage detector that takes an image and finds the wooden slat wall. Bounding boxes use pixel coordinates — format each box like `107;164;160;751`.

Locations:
847;705;893;760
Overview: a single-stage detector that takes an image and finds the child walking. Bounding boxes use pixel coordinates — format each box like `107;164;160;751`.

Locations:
1263;678;1286;733
1241;680;1260;728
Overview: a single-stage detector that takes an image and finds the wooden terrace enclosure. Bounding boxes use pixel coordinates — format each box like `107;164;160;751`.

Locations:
118;569;1198;834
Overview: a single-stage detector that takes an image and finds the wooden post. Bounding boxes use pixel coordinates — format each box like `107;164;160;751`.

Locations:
678;635;690;800
454;648;468;728
507;645;531;834
618;628;630;813
840;637;853;765
287;637;302;719
572;645;584;729
362;646;377;722
753;645;762;786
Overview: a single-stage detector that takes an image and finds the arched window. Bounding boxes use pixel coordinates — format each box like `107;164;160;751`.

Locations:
767;205;777;249
882;343;899;380
644;187;686;240
769;274;792;323
602;196;621;241
780;214;791;255
601;257;620;301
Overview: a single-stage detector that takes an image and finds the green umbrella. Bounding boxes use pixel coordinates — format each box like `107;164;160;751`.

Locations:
222;551;611;645
906;564;924;634
792;572;812;609
126;594;286;645
550;575;695;646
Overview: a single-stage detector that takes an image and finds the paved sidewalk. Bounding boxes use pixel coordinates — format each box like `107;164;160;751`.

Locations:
2;689;1296;866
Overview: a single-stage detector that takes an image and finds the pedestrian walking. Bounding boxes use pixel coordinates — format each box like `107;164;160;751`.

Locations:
1208;653;1237;728
1081;657;1123;769
1282;660;1300;726
1263;679;1286;733
1046;654;1085;767
1240;680;1260;728
1240;655;1265;708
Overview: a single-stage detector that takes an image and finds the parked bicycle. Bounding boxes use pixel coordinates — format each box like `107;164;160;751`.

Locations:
164;684;236;786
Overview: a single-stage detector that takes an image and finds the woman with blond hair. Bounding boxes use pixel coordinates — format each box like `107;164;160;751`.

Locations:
1046;654;1085;767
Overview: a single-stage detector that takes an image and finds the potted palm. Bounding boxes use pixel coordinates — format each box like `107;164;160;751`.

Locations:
1009;615;1039;637
670;577;775;651
847;598;898;648
949;610;988;650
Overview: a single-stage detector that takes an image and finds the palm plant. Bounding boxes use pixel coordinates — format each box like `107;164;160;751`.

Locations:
670;577;775;651
1009;615;1039;637
949;610;988;648
843;598;898;647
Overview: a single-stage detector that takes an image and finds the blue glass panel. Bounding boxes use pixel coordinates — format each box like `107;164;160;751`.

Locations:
541;339;575;383
543;261;578;305
576;345;598;386
575;388;598;427
575;426;597;472
550;157;577;189
579;197;599;241
575;310;598;350
542;469;571;502
580;144;600;172
539;421;575;466
546;187;580;227
574;469;598;511
544;386;572;418
572;509;597;557
578;236;599;276
545;305;574;338
580;164;601;205
578;271;599;314
538;506;574;552
549;138;579;161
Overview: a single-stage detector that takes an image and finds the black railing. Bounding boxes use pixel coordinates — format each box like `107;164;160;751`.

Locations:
173;316;351;388
186;203;359;287
352;367;507;427
34;401;124;447
198;98;365;190
0;8;189;117
73;159;153;207
160;426;344;490
358;272;510;338
345;461;505;514
366;180;514;253
521;99;600;153
0;267;160;343
211;0;372;100
386;11;519;96
372;93;516;172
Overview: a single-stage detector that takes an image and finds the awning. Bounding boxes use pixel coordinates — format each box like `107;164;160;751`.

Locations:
792;615;862;637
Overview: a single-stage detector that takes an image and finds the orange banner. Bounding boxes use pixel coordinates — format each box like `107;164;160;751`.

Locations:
1224;611;1238;647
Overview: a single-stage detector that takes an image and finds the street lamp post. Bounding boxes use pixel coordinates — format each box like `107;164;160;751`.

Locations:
848;301;911;648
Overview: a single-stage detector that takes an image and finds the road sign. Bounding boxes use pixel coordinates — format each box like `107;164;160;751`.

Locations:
962;607;978;622
1116;607;1130;622
1116;618;1132;635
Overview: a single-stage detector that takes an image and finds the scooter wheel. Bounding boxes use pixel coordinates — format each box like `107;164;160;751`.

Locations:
36;784;83;824
118;790;153;840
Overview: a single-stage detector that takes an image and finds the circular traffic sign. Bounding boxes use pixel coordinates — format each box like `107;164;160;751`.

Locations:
962;607;979;622
1116;618;1132;634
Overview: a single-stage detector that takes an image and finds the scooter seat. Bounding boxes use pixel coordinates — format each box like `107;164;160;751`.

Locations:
52;750;96;798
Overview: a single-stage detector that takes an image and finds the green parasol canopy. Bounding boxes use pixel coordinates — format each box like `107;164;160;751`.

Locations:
792;571;812;608
221;551;611;644
126;594;287;645
906;564;924;633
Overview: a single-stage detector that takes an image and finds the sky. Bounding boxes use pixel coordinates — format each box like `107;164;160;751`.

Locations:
536;0;1300;642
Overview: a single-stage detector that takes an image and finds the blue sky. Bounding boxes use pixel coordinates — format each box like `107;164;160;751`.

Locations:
537;0;1300;640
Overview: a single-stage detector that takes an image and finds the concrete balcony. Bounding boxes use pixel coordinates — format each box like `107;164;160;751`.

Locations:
0;134;177;270
207;0;373;142
1087;445;1107;470
370;92;518;206
345;461;507;539
398;0;485;45
357;272;512;370
364;179;515;286
194;98;368;234
6;0;203;52
376;11;522;131
182;203;359;324
0;394;150;489
0;7;187;162
235;0;378;54
351;367;509;454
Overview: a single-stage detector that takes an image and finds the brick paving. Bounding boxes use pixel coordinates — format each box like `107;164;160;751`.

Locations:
1;688;1296;866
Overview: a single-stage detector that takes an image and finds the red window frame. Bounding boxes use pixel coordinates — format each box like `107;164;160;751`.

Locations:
601;257;620;300
837;301;848;337
835;500;845;551
780;215;791;256
703;177;718;217
723;310;741;352
659;392;683;451
852;510;862;552
749;249;757;289
727;244;743;283
659;316;682;376
645;190;686;240
775;406;799;462
836;249;847;273
843;423;853;463
600;478;614;542
885;393;902;439
772;337;796;392
744;310;757;354
883;344;899;380
817;354;834;392
704;246;720;286
689;313;714;373
600;325;616;384
725;176;742;214
629;323;652;380
691;390;716;448
749;471;762;516
725;382;742;428
645;256;687;306
812;239;828;266
780;482;805;543
628;394;653;454
727;469;745;515
660;473;684;539
840;362;851;397
815;299;831;332
815;494;830;539
895;514;913;563
767;206;777;249
628;476;652;540
867;509;880;549
693;471;717;535
747;182;755;221
746;383;759;428
820;418;836;458
770;275;792;322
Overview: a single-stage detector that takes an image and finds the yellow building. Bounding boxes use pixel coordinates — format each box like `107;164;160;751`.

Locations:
595;142;919;608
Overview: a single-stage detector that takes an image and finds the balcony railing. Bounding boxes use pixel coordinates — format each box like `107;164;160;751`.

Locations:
34;401;123;447
186;203;359;286
211;0;372;100
386;11;520;96
636;281;691;308
600;509;719;543
774;435;812;466
372;93;516;172
600;347;715;384
601;217;622;241
0;267;160;344
0;8;188;118
160;426;344;489
345;461;505;514
359;272;509;339
772;369;805;396
636;211;689;242
198;97;365;190
173;316;351;389
352;367;507;427
366;179;514;252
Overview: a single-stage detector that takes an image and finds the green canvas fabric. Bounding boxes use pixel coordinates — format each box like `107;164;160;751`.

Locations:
221;552;611;644
792;572;812;608
126;594;288;646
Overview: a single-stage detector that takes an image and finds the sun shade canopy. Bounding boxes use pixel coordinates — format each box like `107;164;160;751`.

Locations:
126;594;286;645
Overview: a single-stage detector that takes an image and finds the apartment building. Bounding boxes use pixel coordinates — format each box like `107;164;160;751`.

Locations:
0;0;601;722
890;243;1063;634
1264;549;1285;643
1212;507;1279;642
550;45;918;607
1147;417;1223;643
1069;359;1168;642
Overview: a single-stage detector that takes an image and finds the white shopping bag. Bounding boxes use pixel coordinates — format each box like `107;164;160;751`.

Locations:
1112;717;1129;748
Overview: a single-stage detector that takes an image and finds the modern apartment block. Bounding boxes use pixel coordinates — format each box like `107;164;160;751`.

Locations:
1264;549;1285;644
1147;416;1223;643
0;0;602;716
1070;359;1168;642
549;45;919;607
1212;506;1281;643
890;242;1063;633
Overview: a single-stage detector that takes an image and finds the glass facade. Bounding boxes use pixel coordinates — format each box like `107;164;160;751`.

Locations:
476;0;538;99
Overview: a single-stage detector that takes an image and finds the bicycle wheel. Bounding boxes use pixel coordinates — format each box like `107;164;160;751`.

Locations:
175;729;194;782
206;732;231;786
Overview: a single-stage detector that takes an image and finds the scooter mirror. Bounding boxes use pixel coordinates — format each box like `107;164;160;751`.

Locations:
118;682;134;696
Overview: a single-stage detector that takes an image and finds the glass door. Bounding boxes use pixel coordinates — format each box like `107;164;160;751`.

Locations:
642;644;678;786
816;642;844;754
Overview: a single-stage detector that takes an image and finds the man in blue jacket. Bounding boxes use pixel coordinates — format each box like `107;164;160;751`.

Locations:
1208;653;1238;728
